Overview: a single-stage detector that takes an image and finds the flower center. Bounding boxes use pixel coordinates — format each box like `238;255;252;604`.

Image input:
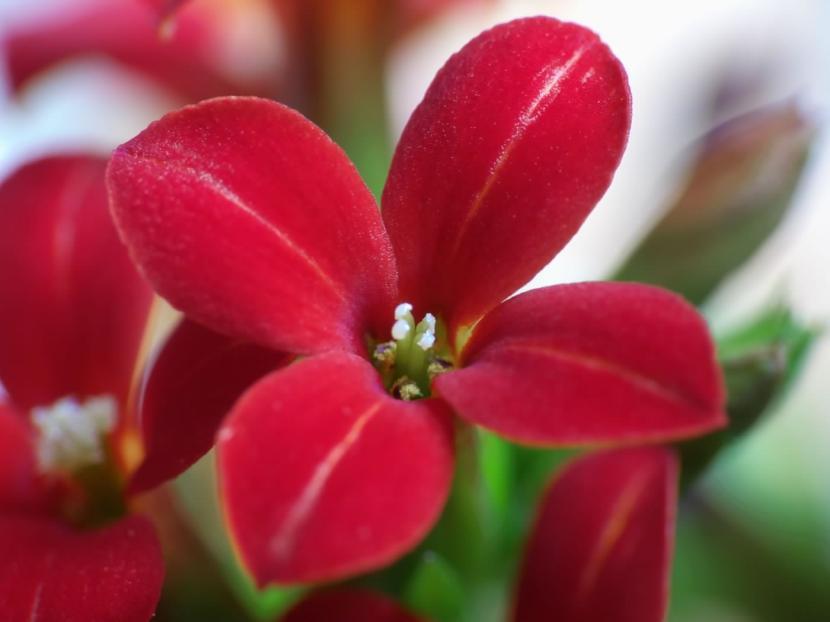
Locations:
371;302;453;400
32;395;117;474
31;395;125;525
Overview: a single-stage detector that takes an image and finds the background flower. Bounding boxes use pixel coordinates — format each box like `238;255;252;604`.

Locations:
0;155;162;621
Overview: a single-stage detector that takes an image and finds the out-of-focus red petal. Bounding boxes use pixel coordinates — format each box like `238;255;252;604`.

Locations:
3;0;266;102
0;400;43;512
513;447;677;622
0;156;153;411
108;97;398;355
142;0;189;23
283;589;426;622
382;17;631;339
129;318;293;494
0;514;164;622
218;352;454;585
435;283;725;445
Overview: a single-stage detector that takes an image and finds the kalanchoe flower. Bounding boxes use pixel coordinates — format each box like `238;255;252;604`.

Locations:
107;17;726;585
514;447;678;622
0;156;163;621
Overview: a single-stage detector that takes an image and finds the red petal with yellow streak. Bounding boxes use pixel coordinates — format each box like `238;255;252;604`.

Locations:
218;353;454;585
108;97;398;356
514;447;677;622
382;17;631;337
435;283;725;445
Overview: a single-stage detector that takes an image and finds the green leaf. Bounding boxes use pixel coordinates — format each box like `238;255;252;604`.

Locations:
680;306;818;486
402;552;464;622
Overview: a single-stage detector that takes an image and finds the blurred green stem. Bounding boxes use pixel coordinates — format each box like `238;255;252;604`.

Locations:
288;2;393;196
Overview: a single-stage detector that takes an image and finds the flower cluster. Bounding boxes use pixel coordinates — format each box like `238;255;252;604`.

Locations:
1;14;728;622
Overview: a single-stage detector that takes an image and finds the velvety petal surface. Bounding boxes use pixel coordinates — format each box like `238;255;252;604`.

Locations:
435;283;725;445
129;318;293;493
0;400;43;512
0;156;153;411
218;353;454;585
3;0;264;101
108;97;398;355
514;447;677;622
283;589;426;622
382;17;631;338
0;514;164;622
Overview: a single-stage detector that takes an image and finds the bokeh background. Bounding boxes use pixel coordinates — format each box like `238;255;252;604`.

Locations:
1;1;828;620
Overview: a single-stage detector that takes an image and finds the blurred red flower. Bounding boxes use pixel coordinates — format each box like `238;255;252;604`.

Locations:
0;156;162;621
2;0;282;102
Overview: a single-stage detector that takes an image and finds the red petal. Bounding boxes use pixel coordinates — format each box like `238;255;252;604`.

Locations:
514;447;677;622
3;1;263;102
0;514;164;622
382;17;631;338
435;283;725;445
0;156;153;411
283;589;426;622
0;400;43;512
218;352;454;585
129;318;293;494
108;97;398;355
142;0;189;23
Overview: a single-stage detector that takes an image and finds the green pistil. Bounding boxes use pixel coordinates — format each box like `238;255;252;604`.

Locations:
372;303;454;400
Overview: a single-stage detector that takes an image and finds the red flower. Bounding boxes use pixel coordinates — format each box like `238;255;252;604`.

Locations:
107;17;725;586
0;156;163;621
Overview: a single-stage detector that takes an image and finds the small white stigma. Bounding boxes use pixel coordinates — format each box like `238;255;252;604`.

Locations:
394;302;413;320
31;395;117;474
416;331;436;351
391;319;411;340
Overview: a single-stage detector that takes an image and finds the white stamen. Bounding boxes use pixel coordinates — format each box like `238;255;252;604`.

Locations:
423;313;436;332
392;319;411;341
394;302;413;320
416;331;436;351
31;395;117;473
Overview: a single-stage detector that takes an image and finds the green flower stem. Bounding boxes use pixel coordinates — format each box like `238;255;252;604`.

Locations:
412;422;505;622
292;2;393;197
